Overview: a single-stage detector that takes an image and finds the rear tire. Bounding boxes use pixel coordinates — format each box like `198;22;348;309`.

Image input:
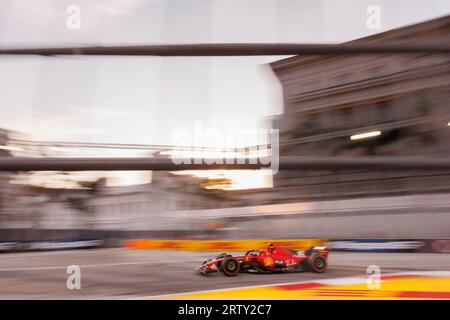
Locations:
309;254;327;273
220;257;240;276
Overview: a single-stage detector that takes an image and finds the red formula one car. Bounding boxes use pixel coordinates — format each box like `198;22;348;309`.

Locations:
196;243;328;276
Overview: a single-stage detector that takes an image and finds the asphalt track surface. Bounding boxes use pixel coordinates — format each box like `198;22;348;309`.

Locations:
0;249;449;299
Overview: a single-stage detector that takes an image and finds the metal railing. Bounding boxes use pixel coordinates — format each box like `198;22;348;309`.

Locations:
0;156;450;171
1;43;450;56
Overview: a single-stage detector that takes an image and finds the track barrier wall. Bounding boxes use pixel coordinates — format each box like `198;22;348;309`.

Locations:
122;239;450;253
122;239;326;252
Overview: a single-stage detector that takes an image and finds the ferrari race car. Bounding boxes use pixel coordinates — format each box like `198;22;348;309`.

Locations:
196;243;328;276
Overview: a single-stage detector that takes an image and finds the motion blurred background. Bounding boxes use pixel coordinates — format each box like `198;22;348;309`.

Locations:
0;0;449;299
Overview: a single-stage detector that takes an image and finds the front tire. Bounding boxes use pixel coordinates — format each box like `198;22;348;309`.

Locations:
220;257;240;276
309;254;327;273
217;252;231;259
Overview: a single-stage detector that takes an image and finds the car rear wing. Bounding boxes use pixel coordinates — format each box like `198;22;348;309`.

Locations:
309;246;329;255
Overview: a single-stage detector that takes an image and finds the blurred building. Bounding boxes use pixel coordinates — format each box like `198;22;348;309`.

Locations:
270;15;450;201
0;128;15;228
0;169;248;240
83;172;242;231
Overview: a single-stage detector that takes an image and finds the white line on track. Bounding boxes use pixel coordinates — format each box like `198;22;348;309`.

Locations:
0;259;200;272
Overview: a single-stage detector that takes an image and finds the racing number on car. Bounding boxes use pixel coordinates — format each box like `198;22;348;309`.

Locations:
263;257;273;267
